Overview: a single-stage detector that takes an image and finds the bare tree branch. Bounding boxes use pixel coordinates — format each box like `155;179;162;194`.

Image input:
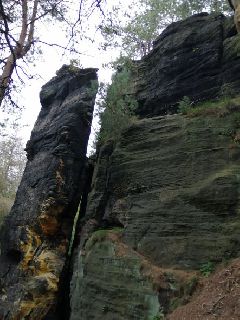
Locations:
0;0;106;109
23;0;39;54
0;0;15;57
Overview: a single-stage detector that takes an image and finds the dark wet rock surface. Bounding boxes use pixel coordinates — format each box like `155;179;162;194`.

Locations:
0;66;98;319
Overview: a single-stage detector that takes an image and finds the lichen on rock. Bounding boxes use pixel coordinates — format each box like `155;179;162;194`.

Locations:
0;65;98;319
69;13;240;320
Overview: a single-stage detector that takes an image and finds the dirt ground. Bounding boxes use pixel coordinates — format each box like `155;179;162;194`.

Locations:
167;259;240;320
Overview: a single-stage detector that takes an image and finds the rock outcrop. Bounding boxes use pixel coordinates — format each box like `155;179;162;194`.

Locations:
0;65;98;319
70;111;240;319
69;13;240;320
70;230;162;320
133;13;240;117
85;114;240;269
1;12;240;320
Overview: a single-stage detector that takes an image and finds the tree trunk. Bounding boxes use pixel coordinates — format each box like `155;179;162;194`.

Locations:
0;54;15;106
0;0;39;108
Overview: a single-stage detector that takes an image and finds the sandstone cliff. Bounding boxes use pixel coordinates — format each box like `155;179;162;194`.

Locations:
70;13;240;320
134;12;240;116
0;65;98;319
1;12;240;320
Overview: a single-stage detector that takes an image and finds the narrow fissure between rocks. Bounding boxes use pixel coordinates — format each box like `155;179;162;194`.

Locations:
44;159;95;320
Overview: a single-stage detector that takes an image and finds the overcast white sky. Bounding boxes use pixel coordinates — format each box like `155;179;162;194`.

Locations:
0;0;142;157
19;33;116;151
1;0;144;155
19;9;117;151
10;0;131;152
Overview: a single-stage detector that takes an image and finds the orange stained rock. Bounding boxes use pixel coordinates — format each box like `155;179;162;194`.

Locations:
20;227;42;271
39;197;65;236
39;214;59;236
16;290;56;320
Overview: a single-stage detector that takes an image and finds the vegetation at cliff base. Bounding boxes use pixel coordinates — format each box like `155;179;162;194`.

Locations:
200;261;215;277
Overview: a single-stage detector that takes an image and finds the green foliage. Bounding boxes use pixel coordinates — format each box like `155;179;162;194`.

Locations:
0;195;13;226
69;59;83;73
152;308;165;320
176;0;230;18
218;111;240;142
200;261;215;277
0;167;14;226
184;276;198;296
100;0;231;59
86;80;99;96
104;55;136;71
177;93;240;118
0;132;26;225
178;96;192;114
97;66;138;145
169;276;198;312
169;297;182;312
0;135;26;196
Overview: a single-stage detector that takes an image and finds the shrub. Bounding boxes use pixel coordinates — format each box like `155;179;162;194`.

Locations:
184;276;198;296
96;66;138;144
178;96;192;114
200;262;215;277
180;95;240;118
152;308;165;320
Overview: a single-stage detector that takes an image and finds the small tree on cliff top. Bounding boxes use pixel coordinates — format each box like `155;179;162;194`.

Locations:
0;0;104;110
100;0;231;59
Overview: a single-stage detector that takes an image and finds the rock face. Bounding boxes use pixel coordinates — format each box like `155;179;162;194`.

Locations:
2;12;240;320
133;13;240;117
70;112;240;319
0;65;98;319
86;114;240;268
70;230;161;320
69;14;240;320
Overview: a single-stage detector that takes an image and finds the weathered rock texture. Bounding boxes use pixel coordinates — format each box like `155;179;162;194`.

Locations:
70;230;161;320
133;13;240;117
0;65;98;319
88;114;240;268
70;111;240;319
69;13;240;320
168;258;240;320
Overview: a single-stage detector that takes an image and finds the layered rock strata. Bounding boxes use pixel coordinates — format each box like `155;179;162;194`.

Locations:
0;65;98;319
70;111;240;319
133;13;240;117
69;14;240;319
